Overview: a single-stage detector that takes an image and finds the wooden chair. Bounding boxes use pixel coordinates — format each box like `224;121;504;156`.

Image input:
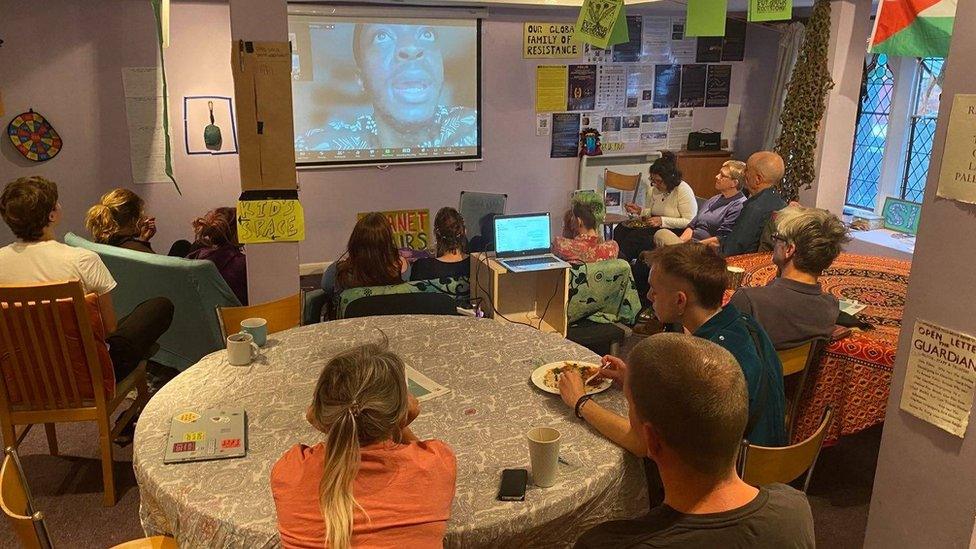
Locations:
738;407;833;493
1;446;176;549
0;282;150;506
603;169;643;239
777;337;828;441
216;293;301;340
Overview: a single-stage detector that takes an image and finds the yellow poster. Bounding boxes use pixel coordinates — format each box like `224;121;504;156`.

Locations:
523;23;582;59
536;65;569;113
936;94;976;204
237;199;305;244
359;209;431;250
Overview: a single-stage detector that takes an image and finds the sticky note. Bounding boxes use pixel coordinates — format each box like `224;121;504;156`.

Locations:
687;0;728;37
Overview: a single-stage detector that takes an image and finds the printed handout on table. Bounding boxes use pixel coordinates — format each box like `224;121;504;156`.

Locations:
653;64;681;109
536;65;569;112
679;64;707;108
705;64;732;107
568;64;598;111
406;365;450;402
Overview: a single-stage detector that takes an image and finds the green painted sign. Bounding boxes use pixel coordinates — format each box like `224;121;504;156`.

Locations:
882;197;922;235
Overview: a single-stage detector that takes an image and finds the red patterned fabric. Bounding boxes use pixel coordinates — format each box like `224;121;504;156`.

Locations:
726;253;911;445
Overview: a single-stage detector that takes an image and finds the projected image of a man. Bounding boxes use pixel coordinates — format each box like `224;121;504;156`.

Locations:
357;24;444;129
299;22;477;153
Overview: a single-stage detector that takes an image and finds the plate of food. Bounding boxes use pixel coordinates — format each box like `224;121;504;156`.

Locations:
622;217;650;229
531;361;612;395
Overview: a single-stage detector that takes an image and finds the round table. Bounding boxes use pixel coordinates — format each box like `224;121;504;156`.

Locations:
134;316;647;548
726;252;911;444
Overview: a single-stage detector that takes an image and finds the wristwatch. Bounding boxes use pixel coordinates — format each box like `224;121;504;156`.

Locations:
575;394;594;419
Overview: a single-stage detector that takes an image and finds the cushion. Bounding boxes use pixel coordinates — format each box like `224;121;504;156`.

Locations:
0;293;115;406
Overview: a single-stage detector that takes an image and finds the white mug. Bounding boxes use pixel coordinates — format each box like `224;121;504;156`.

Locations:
227;332;260;365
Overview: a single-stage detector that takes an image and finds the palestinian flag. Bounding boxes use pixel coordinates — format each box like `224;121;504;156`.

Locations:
869;0;956;58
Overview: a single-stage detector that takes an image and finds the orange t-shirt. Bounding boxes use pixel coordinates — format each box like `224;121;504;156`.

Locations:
271;439;457;549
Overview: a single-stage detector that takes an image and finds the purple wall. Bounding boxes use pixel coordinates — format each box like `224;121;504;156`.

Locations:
0;1;780;264
865;0;976;545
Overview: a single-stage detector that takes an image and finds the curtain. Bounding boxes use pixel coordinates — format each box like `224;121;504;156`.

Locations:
762;22;807;150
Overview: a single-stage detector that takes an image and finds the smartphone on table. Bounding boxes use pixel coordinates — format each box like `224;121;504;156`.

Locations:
497;468;528;501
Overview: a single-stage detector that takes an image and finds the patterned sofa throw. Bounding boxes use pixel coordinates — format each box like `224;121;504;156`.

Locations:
568;259;640;325
338;276;470;318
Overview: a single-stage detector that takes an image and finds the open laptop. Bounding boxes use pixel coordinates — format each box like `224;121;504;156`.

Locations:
492;212;571;272
164;408;247;464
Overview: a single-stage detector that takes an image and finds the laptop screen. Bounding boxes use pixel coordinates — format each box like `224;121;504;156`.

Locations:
493;213;551;258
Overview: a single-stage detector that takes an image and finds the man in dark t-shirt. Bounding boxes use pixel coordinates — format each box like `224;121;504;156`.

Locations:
730;205;850;349
571;334;815;548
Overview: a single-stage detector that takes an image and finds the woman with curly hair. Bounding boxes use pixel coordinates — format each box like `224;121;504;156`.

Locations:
186;207;248;305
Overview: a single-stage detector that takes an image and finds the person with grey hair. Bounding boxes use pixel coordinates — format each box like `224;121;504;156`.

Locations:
730;205;850;349
653;160;747;247
702;151;788;257
573;333;815;548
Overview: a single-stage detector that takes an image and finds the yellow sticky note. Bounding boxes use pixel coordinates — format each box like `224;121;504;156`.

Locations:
176;411;200;423
536;65;569;113
183;431;206;442
237;199;305;244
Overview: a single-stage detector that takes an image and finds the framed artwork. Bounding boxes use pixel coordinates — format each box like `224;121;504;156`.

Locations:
881;197;922;235
183;96;238;155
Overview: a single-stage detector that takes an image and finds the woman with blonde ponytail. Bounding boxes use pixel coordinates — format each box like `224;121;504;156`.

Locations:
85;188;156;253
272;341;457;548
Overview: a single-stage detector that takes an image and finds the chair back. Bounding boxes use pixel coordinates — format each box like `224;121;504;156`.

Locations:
344;293;457;319
0;282;114;413
739;406;833;493
217;294;301;340
568;259;641;325
777;337;827;440
1;447;54;549
64;233;240;371
604;169;642;192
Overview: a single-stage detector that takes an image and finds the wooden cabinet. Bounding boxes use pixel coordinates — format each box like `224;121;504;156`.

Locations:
470;253;569;336
676;150;733;198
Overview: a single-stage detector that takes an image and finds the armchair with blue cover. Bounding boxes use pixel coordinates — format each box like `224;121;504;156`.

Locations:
64;233;240;371
336;276;470;319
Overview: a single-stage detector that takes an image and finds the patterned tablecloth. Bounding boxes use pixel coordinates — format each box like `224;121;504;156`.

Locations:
726;253;912;445
133;316;647;548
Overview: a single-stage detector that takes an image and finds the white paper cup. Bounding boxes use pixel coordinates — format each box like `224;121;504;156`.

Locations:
526;427;561;488
727;266;746;290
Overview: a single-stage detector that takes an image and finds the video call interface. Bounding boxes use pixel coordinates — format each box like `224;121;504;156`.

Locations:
495;215;551;255
289;14;482;166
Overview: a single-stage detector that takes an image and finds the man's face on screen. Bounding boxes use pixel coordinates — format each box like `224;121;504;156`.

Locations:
358;24;445;129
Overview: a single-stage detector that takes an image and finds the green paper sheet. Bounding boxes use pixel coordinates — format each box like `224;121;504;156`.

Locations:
749;0;792;22
573;0;626;50
150;0;180;194
687;0;728;37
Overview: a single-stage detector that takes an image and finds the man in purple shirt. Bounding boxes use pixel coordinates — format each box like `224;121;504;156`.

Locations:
654;160;747;247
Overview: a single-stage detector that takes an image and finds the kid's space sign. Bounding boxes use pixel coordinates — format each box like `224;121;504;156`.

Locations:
237;199;305;244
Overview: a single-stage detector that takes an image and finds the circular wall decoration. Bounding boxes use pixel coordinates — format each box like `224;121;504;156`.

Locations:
7;109;62;162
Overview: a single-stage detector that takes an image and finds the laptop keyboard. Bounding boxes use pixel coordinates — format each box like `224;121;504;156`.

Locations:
505;256;559;268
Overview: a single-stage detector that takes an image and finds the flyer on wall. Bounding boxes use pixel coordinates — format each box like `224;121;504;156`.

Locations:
679;64;707;108
568;64;597;111
550;112;581;158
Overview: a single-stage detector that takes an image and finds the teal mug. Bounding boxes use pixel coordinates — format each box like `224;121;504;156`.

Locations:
240;317;268;347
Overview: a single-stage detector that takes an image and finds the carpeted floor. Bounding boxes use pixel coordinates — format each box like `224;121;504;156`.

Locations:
1;335;881;549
